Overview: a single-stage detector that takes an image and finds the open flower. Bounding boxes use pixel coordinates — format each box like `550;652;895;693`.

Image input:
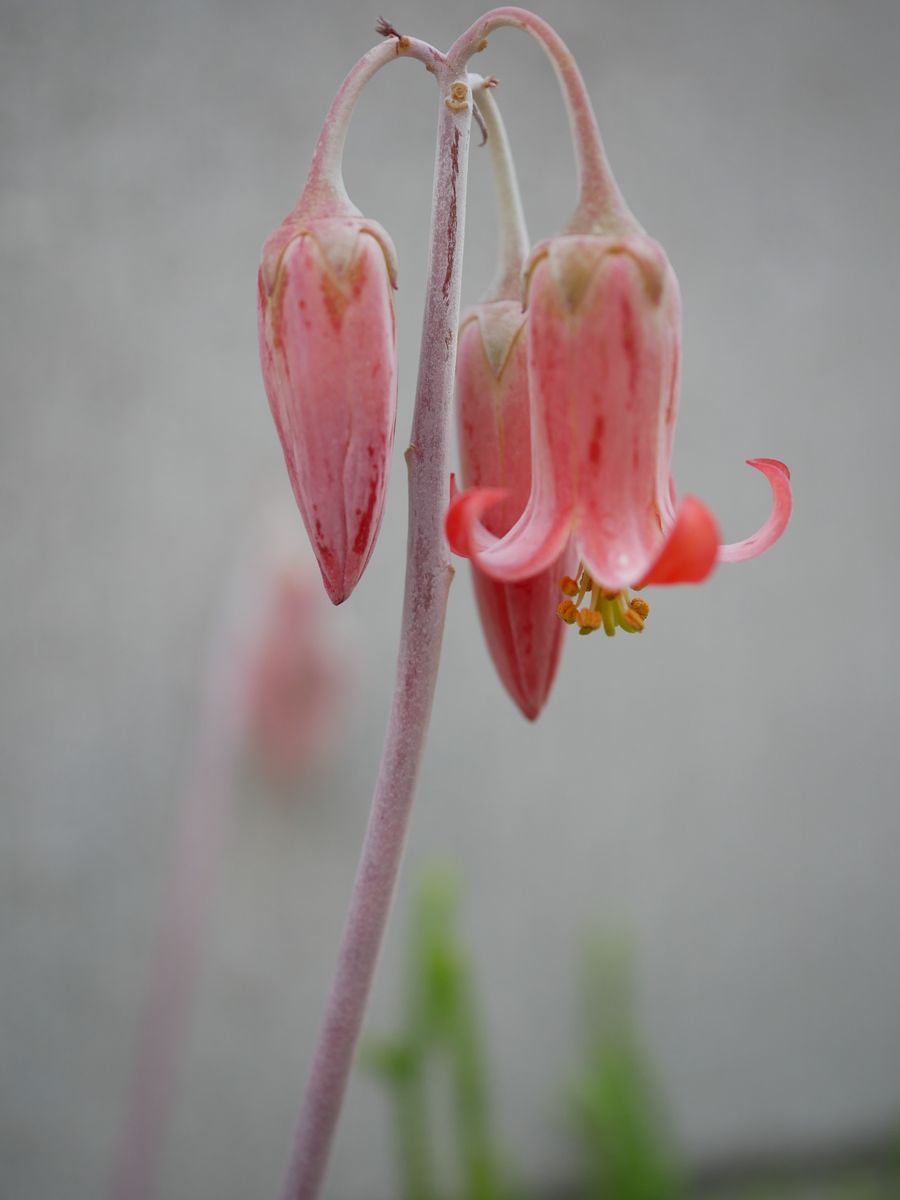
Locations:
258;214;398;605
447;232;792;635
456;300;570;718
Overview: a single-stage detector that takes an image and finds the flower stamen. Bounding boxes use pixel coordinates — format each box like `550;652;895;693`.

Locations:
557;598;578;624
557;567;651;640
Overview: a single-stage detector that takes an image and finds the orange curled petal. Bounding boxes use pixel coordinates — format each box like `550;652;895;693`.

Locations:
718;458;792;564
639;495;721;586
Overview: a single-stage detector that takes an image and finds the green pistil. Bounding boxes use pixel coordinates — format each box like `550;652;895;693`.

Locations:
558;564;650;638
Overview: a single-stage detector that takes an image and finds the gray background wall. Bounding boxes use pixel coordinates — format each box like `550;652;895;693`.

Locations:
2;1;899;1197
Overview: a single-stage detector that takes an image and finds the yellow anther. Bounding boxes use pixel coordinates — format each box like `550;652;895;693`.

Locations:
557;599;578;624
578;624;596;636
620;607;645;632
556;576;654;641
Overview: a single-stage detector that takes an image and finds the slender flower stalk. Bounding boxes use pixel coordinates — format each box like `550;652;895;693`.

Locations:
297;33;443;222
111;635;246;1200
450;7;636;235
278;33;476;1200
471;78;529;302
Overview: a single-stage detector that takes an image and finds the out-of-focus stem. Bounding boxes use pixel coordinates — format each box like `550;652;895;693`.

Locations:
470;76;529;302
279;48;474;1200
110;535;276;1200
450;7;638;236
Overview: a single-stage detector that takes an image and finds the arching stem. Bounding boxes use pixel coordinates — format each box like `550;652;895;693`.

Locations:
299;35;445;220
450;7;638;236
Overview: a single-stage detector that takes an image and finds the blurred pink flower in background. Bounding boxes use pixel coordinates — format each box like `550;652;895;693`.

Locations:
112;493;350;1200
246;545;347;780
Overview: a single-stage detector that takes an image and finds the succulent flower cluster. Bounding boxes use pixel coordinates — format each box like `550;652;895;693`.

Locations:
257;15;792;721
255;14;796;1197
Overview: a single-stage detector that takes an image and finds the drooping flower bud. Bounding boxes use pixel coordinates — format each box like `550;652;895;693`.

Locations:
456;300;570;720
258;213;398;605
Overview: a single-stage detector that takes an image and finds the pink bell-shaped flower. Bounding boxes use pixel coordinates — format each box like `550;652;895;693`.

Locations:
258;213;398;605
456;300;570;719
447;233;791;635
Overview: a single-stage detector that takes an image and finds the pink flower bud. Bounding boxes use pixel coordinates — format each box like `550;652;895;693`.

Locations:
456;301;570;720
258;213;399;605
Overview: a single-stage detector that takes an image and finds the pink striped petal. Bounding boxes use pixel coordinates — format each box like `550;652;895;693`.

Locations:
258;216;398;605
454;303;567;718
527;237;681;591
469;561;568;721
718;458;792;564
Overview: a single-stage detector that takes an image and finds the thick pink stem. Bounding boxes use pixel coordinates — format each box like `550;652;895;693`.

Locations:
279;61;474;1200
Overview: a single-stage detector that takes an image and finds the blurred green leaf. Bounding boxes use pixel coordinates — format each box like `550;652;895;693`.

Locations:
363;867;510;1200
569;934;683;1200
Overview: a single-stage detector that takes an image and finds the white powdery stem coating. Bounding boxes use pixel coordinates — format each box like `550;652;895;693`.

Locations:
279;64;474;1200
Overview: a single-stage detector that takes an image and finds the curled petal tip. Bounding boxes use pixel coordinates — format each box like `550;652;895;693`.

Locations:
640;495;721;587
445;486;509;558
719;458;793;564
747;456;791;481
